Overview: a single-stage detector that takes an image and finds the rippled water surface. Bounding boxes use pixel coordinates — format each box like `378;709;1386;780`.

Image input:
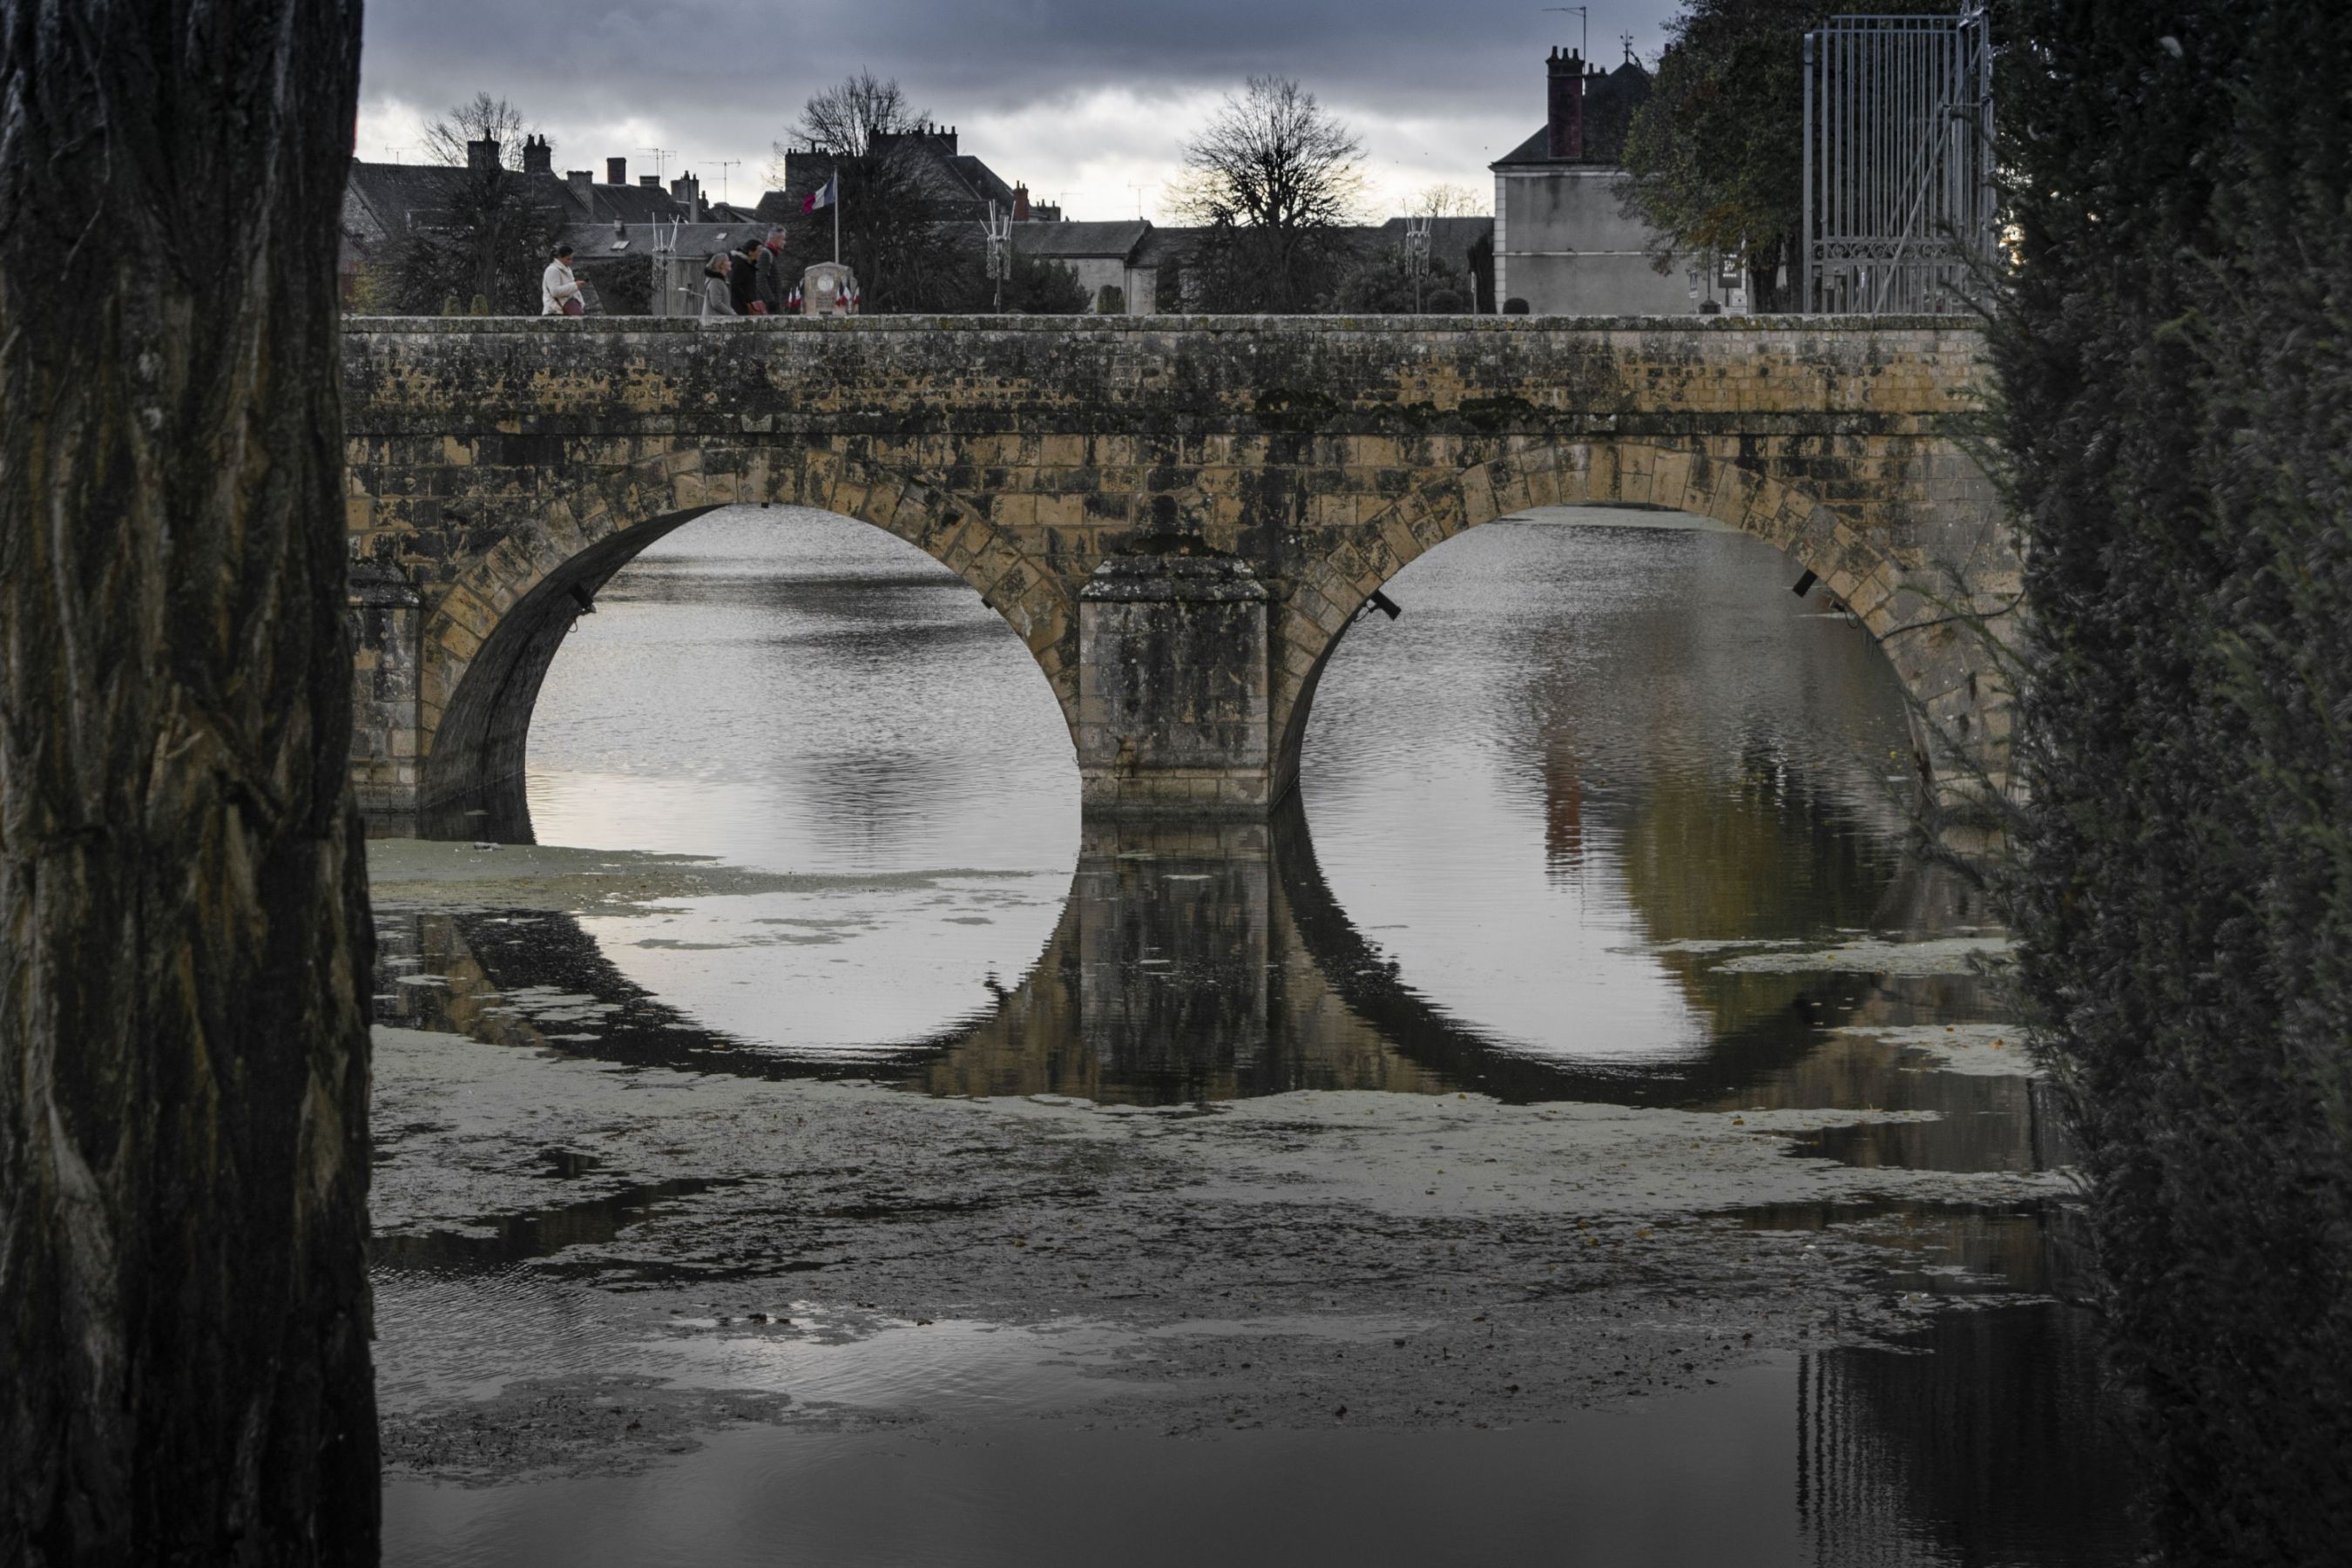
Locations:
375;504;2139;1565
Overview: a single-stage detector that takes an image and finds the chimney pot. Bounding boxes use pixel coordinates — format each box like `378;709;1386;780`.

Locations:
521;133;553;175
1547;47;1587;159
607;156;626;185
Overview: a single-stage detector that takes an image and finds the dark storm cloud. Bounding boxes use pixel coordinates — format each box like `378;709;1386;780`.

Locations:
361;0;1681;147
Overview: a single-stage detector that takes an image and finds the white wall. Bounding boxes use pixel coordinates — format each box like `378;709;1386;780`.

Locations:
1494;166;1694;316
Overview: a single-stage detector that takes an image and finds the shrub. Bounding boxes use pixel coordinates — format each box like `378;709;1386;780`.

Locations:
1997;3;2352;1559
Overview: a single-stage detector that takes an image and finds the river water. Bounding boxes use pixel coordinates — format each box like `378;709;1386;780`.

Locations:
372;505;2142;1565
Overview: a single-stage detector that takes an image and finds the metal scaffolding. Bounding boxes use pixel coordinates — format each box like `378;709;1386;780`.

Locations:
1801;8;1996;314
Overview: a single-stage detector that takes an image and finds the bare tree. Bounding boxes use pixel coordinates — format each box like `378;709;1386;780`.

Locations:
787;69;914;161
1175;75;1365;233
0;0;377;1560
1412;182;1487;218
387;92;558;312
422;91;532;168
1172;76;1366;311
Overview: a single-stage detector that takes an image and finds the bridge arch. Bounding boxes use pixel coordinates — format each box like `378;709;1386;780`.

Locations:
411;443;1079;813
1265;436;2004;803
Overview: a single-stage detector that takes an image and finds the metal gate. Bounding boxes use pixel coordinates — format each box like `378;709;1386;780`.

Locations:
1801;8;1996;314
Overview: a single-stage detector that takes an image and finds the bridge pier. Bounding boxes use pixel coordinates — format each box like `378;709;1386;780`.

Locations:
348;561;422;822
1077;551;1281;815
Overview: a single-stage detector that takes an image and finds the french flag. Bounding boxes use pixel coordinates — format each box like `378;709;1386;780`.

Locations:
802;174;837;214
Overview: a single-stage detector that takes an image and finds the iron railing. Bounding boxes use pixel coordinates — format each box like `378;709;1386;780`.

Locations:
1801;9;1996;314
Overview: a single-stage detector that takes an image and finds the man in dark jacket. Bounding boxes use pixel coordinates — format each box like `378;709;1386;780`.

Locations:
727;239;761;314
754;226;791;315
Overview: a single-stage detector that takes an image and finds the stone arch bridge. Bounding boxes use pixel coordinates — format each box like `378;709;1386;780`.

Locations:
343;314;2013;825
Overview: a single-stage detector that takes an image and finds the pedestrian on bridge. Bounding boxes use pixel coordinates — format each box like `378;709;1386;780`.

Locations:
541;243;584;316
754;226;790;315
728;239;761;315
701;253;736;319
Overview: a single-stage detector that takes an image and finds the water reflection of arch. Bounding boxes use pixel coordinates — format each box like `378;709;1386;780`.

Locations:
384;794;1935;1112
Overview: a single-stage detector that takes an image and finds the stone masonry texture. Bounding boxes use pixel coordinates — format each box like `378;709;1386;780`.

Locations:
340;314;2015;821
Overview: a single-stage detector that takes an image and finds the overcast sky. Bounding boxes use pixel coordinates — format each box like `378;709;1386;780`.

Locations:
357;1;1686;220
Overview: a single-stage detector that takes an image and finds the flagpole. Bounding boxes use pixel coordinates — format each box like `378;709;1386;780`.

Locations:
833;181;840;266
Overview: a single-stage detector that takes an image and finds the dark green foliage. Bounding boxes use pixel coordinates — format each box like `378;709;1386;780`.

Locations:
1000;252;1087;314
774;153;981;314
575;256;650;316
1093;283;1125;314
1178;220;1360;314
377;163;559;315
1997;2;2352;1558
1332;247;1471;314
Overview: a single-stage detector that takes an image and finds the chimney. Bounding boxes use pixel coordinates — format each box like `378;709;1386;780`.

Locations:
606;156;626;186
671;172;702;220
467;136;500;173
942;124;957;154
566;169;593;206
1546;46;1586;159
639;175;659;187
521;133;552;175
1013;183;1031;222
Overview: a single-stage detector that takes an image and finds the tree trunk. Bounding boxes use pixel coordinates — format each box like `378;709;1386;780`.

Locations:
0;2;376;1562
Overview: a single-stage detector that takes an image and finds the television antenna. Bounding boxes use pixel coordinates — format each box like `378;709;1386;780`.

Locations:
1543;6;1588;60
1404;214;1434;314
639;145;674;181
1127;183;1147;220
716;159;742;201
984;199;1014;312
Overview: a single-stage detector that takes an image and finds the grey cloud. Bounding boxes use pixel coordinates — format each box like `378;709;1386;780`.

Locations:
362;0;1683;189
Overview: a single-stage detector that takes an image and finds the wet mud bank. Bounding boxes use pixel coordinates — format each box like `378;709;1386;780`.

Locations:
370;518;2142;1563
372;1004;2079;1473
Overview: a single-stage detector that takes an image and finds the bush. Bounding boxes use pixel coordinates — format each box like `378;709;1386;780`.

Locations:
999;252;1087;314
1997;3;2352;1560
1330;247;1470;314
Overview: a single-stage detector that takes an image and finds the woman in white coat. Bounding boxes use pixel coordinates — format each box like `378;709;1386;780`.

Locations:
541;243;585;315
701;253;736;318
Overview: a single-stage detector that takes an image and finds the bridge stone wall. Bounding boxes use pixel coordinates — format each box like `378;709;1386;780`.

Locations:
341;314;2013;824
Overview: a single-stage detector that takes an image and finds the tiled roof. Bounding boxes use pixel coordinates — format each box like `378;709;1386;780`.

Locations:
1010;220;1152;261
343;159;707;246
1488;57;1652;168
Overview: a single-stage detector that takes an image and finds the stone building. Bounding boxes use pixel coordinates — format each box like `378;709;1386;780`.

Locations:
1489;44;1721;315
1010;220;1159;312
341;136;772;311
775;123;1031;225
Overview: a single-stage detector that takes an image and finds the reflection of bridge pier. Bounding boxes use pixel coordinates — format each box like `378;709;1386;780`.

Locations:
920;806;1446;1102
382;790;1982;1110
